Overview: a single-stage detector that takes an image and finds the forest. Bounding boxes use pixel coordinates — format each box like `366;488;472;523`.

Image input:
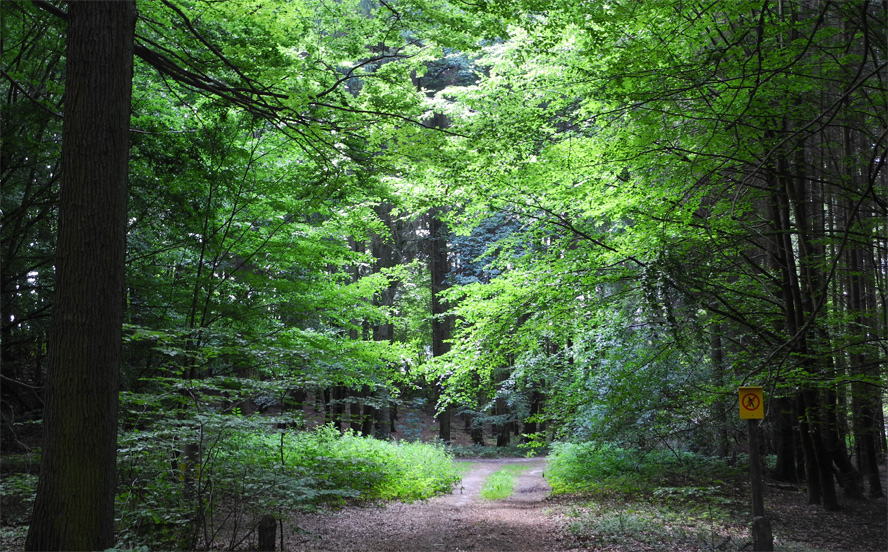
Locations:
1;0;886;550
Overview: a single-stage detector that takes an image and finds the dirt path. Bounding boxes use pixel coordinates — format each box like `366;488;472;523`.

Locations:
286;457;576;551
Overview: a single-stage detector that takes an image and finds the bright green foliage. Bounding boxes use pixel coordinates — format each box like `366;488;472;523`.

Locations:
123;103;408;405
2;0;886;543
546;442;741;497
3;2;466;547
120;0;449;395
116;422;459;550
278;425;460;501
479;464;528;500
406;0;887;459
547;442;651;496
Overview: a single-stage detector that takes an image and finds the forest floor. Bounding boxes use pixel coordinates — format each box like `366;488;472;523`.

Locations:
1;398;885;551
282;454;887;552
285;456;575;552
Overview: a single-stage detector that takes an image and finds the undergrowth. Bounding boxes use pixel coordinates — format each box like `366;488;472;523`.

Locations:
119;420;459;550
2;419;461;551
448;443;539;458
546;442;743;495
546;442;753;551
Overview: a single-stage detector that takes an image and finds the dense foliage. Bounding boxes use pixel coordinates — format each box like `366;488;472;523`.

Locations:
0;0;885;548
414;0;887;505
114;423;458;549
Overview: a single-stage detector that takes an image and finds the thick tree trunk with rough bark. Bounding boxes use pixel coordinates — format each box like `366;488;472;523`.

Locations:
848;241;885;499
25;2;136;550
802;390;840;511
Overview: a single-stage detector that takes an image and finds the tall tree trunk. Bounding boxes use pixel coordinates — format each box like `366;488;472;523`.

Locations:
773;397;797;482
801;389;841;511
824;388;864;499
523;390;544;442
373;390;392;440
345;239;367;434
849;239;885;499
361;404;376;437
26;2;137;550
330;386;346;432
495;397;510;447
365;203;399;440
286;388;306;430
711;326;731;458
322;387;332;425
837;11;885;497
768;132;842;512
350;389;364;433
429;209;452;443
796;393;822;505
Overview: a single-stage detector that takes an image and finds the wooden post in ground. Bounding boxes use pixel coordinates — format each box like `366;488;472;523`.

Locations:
740;386;773;551
747;418;773;551
258;514;276;551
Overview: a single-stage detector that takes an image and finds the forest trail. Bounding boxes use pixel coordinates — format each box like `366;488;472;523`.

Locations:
287;457;575;551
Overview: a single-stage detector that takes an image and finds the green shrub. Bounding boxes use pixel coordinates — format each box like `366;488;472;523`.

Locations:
115;420;460;550
547;441;752;551
274;425;461;501
546;442;738;495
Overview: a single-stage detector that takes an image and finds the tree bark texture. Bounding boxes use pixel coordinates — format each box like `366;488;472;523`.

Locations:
25;2;136;550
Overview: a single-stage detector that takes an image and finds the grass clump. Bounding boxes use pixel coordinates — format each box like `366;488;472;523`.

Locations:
479;464;529;500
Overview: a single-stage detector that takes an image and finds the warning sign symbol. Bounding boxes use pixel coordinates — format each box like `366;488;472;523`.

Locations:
739;387;764;419
742;393;760;411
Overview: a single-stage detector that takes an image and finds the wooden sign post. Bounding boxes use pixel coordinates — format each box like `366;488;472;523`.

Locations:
739;387;773;551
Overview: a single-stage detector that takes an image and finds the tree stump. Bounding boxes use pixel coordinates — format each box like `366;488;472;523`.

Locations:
258;514;276;551
752;516;773;551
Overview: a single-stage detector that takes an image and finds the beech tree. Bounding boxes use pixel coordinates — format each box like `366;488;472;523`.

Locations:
12;0;458;547
414;0;886;504
3;0;885;547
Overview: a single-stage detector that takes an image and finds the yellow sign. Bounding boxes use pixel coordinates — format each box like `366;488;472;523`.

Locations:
739;387;764;419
